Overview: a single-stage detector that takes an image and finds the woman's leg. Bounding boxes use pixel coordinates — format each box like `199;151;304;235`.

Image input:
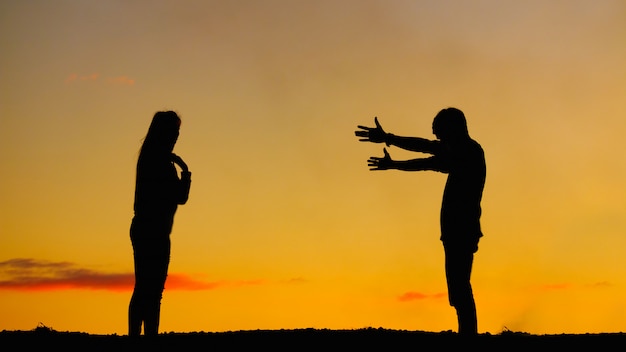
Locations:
142;235;171;336
129;218;171;337
129;228;150;337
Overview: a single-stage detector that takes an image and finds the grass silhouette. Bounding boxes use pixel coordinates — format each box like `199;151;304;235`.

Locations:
1;325;624;351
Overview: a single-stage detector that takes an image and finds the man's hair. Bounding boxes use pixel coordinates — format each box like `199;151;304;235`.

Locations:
433;107;469;138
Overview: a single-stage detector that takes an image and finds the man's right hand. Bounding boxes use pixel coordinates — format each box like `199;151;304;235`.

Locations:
355;117;387;144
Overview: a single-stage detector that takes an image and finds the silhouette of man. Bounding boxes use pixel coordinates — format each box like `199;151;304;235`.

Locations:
355;107;485;335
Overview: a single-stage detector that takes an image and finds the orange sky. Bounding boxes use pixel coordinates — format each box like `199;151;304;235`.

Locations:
1;0;625;335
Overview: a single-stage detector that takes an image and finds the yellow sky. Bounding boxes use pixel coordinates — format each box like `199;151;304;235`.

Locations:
1;0;625;335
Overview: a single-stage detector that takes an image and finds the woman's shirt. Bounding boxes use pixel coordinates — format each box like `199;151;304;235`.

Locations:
133;152;191;229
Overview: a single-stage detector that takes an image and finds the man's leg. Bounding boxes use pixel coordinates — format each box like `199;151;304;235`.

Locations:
444;245;477;335
455;297;477;335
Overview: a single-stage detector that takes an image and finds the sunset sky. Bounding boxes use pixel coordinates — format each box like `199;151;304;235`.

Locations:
1;0;625;335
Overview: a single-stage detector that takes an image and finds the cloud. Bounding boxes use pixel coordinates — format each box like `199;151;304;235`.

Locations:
165;274;264;291
535;281;612;292
397;291;446;302
585;281;611;288
64;73;78;84
281;277;308;284
0;258;269;292
64;73;100;84
81;73;100;81
106;76;135;86
539;283;572;291
0;258;132;292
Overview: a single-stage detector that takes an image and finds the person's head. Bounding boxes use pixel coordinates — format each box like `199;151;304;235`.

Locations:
432;107;469;141
141;111;181;154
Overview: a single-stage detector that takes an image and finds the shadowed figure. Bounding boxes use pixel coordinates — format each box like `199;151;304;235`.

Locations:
355;108;485;336
128;111;191;337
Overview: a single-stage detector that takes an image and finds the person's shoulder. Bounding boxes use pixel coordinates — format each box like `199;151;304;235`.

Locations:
468;137;483;149
464;138;484;158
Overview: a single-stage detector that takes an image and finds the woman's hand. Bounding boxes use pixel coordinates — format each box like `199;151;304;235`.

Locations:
171;153;189;172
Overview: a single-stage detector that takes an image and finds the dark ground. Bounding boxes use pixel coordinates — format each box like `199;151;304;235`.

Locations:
1;326;624;351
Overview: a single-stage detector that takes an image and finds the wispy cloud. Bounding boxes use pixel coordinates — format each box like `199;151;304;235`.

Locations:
64;73;78;83
64;73;100;84
0;258;275;292
585;281;611;288
536;281;612;292
0;258;132;292
539;283;572;291
397;291;446;302
106;75;135;86
281;277;308;284
64;73;135;86
165;274;264;291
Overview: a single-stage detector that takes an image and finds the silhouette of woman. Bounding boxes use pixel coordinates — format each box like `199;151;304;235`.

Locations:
128;111;191;337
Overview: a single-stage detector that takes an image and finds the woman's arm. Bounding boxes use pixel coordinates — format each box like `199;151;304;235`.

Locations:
177;170;191;204
172;153;191;204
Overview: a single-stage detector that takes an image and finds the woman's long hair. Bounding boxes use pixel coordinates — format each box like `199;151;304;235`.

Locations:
140;111;181;157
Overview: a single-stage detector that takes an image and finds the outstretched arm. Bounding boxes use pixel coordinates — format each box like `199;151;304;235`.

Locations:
355;117;388;144
368;148;447;172
355;117;441;154
385;134;441;154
